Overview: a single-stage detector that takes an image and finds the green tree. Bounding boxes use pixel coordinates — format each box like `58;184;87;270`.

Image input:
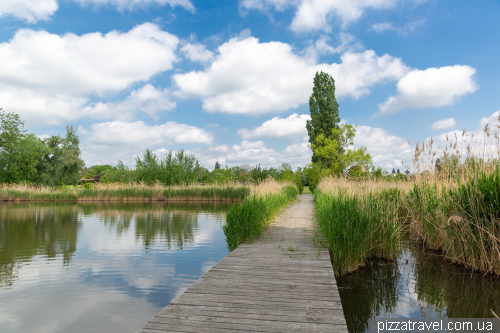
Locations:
310;124;373;176
303;163;331;192
135;149;161;185
36;126;85;185
306;71;340;163
100;161;134;184
0;110;50;183
58;126;85;185
214;161;221;170
135;149;203;185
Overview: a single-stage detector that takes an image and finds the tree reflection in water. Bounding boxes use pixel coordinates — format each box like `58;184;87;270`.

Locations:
0;203;81;287
0;202;229;288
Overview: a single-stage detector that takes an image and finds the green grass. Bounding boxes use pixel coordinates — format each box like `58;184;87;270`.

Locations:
314;188;401;276
222;185;298;251
302;186;312;194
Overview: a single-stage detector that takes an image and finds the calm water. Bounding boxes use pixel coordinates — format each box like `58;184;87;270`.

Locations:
338;240;500;333
0;202;230;333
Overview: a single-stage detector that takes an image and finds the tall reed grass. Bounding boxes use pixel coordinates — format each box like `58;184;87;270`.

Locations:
315;119;500;276
315;177;403;275
223;178;298;251
0;182;250;202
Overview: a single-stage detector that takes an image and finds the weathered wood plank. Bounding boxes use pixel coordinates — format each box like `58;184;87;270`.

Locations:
137;194;348;333
172;292;343;306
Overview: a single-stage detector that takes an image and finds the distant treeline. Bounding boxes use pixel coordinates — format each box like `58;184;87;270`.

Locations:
1;109;307;188
86;148;306;191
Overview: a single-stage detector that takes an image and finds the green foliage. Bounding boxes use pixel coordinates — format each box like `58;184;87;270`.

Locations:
135;149;203;185
280;168;294;182
223;186;298;251
0;110;51;183
306;71;340;164
83;169;97;179
82;181;93;189
88;164;113;175
315;188;401;276
303;163;331;192
214;161;221;170
36;126;85;186
310;124;373;176
293;172;304;194
100;161;134;184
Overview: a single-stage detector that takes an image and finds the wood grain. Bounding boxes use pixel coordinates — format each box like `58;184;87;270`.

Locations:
137;194;347;333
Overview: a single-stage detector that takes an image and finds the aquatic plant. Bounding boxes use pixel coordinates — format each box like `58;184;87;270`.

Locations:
315;121;500;276
315;177;402;276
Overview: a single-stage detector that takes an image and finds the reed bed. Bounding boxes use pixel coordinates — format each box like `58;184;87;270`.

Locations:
0;182;250;202
315;177;403;275
315;121;500;276
223;178;298;251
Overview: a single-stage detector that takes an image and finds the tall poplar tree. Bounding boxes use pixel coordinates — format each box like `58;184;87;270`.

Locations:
306;71;340;163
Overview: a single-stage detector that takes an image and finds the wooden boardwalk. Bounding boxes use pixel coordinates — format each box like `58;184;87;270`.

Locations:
137;194;348;333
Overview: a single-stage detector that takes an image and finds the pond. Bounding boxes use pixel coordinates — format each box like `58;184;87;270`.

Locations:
338;239;500;333
0;202;230;333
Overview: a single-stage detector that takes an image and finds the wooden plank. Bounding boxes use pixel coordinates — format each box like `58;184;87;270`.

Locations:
136;194;348;333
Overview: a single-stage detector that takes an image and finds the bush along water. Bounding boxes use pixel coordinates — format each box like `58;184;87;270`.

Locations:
223;185;298;251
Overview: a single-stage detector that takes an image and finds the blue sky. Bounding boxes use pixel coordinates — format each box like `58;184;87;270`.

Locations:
1;0;499;171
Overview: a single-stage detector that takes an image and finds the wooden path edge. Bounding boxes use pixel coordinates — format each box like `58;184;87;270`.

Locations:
136;194;348;333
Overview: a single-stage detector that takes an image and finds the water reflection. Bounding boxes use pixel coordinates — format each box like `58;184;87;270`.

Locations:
338;241;500;333
412;242;500;318
0;203;82;287
0;202;229;333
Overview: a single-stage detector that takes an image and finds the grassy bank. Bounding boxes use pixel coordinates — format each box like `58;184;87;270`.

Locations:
0;183;250;202
223;179;298;251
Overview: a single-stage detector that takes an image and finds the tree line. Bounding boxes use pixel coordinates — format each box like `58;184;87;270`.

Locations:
0;109;84;185
85;152;306;191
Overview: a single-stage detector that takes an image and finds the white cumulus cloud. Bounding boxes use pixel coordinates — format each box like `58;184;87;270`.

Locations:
197;140;312;170
87;120;214;146
240;0;428;32
0;23;179;125
173;35;409;115
83;84;176;120
180;42;214;62
73;0;194;11
354;125;413;170
0;0;58;23
238;113;310;140
377;65;478;116
0;23;178;96
431;118;456;130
